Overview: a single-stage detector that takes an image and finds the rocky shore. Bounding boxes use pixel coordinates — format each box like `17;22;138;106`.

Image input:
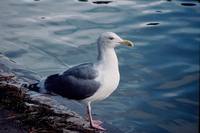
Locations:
0;54;101;133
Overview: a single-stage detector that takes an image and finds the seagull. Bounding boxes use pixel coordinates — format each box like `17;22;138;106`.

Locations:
28;32;134;130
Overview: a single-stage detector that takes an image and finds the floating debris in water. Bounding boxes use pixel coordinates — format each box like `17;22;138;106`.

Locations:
93;1;113;4
41;16;46;19
181;3;196;6
146;22;160;26
156;10;162;13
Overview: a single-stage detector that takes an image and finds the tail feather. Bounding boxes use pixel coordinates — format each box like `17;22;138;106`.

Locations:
26;74;60;94
45;74;61;92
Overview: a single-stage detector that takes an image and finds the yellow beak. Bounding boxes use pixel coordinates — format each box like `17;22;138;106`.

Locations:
120;40;134;47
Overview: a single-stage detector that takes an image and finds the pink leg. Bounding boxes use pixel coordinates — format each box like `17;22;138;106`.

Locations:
85;115;102;125
84;117;103;126
87;102;106;131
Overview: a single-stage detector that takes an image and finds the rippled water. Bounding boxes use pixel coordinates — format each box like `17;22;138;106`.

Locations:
0;0;199;132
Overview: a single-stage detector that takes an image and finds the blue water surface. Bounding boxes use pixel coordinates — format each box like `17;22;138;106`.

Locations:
0;0;199;133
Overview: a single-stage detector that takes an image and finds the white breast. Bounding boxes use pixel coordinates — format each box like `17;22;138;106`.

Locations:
96;67;120;100
83;67;120;103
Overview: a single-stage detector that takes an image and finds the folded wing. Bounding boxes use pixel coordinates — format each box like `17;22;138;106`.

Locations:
44;63;100;100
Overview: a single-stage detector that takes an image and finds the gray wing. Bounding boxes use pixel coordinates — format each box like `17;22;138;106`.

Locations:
63;63;98;79
45;63;100;100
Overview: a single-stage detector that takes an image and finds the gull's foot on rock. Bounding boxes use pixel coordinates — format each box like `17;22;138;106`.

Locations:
91;123;106;131
93;120;103;125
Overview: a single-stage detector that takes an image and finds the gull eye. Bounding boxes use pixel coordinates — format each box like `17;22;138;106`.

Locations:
108;37;114;40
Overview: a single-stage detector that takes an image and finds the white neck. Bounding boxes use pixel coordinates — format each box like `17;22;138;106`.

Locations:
97;46;119;70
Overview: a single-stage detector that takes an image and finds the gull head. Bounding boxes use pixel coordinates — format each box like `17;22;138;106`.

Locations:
98;32;134;48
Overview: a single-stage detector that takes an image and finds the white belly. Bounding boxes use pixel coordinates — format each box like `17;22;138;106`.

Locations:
83;68;120;103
